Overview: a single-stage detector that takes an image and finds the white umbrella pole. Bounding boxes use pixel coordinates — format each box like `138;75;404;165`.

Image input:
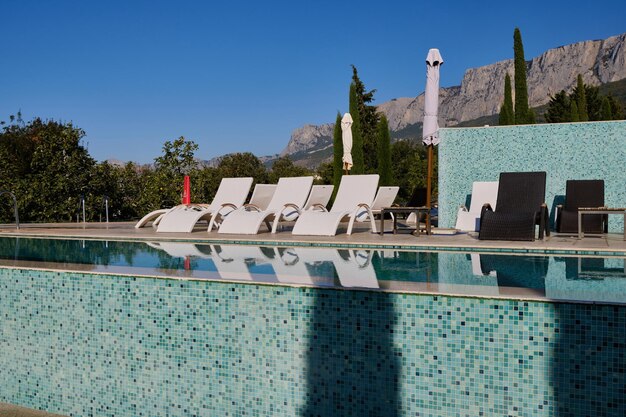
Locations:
426;144;433;233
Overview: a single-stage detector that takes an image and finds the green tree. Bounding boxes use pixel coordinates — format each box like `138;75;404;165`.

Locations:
607;95;624;120
332;112;343;190
154;136;198;176
26;119;96;221
376;115;393;186
351;65;379;172
575;74;589;121
316;162;334;185
390;140;431;203
513;28;533;124
216;152;268;184
348;82;365;174
601;96;613;120
498;73;515;125
570;100;580;122
545;90;570;123
148;136;199;209
268;156;311;183
189;166;222;205
584;85;602;121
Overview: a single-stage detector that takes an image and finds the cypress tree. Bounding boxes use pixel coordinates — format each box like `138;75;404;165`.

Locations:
607;95;624;120
576;74;589;121
350;65;379;172
601;97;613;121
349;82;364;174
499;73;514;125
513;28;532;124
376;114;393;186
570;100;580;122
332;112;343;191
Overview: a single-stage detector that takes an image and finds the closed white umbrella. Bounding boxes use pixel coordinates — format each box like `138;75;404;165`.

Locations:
423;48;443;233
341;113;353;173
423;48;443;146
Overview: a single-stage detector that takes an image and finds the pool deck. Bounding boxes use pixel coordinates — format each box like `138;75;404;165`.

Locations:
0;221;624;255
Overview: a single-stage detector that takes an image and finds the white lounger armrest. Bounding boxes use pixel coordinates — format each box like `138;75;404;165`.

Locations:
271;203;304;233
308;203;329;212
347;203;377;235
207;203;239;232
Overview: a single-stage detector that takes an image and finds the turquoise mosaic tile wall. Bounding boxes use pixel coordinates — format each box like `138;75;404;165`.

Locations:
1;268;624;416
438;121;626;232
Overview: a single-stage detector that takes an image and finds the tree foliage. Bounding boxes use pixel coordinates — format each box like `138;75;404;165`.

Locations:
376;115;393;186
513;28;533;125
499;73;514;125
268;156;311;183
545;90;570;123
350;65;379;172
570;100;580;122
332;112;343;190
389;140;433;203
348;82;365;174
601;97;613;120
546;78;622;123
215;152;268;184
575;74;589;121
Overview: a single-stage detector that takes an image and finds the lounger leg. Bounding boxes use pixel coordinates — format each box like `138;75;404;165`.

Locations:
271;215;281;234
207;216;217;232
368;209;377;234
346;216;356;235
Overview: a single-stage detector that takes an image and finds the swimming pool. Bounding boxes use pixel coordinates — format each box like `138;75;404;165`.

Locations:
0;237;624;416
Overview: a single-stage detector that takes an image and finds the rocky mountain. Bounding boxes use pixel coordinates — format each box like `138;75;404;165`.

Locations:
280;32;626;167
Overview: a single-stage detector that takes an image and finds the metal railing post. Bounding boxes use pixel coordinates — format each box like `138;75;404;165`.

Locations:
104;195;109;223
81;194;86;223
0;190;20;229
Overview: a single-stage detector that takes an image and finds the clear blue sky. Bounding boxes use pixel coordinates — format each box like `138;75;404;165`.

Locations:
1;1;624;163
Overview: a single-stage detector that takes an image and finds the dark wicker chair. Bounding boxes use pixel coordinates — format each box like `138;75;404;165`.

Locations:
478;172;549;241
555;179;606;234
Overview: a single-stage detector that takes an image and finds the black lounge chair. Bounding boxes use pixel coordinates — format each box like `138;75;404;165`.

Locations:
478;171;549;241
555;179;607;234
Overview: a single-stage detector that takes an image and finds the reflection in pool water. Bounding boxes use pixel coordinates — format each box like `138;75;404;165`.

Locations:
0;236;624;304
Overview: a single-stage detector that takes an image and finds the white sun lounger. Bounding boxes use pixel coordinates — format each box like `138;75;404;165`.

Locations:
247;184;277;211
218;176;314;235
360;186;399;222
455;181;498;232
208;183;277;231
292;174;379;236
282;184;334;221
155;177;253;233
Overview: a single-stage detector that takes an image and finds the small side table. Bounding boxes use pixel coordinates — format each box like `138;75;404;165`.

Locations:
578;207;626;240
380;206;431;236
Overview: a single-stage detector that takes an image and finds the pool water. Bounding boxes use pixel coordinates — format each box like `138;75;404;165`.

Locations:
0;237;625;416
0;237;624;304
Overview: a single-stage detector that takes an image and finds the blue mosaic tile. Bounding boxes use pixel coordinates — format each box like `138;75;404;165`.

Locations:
0;267;624;416
439;121;626;233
